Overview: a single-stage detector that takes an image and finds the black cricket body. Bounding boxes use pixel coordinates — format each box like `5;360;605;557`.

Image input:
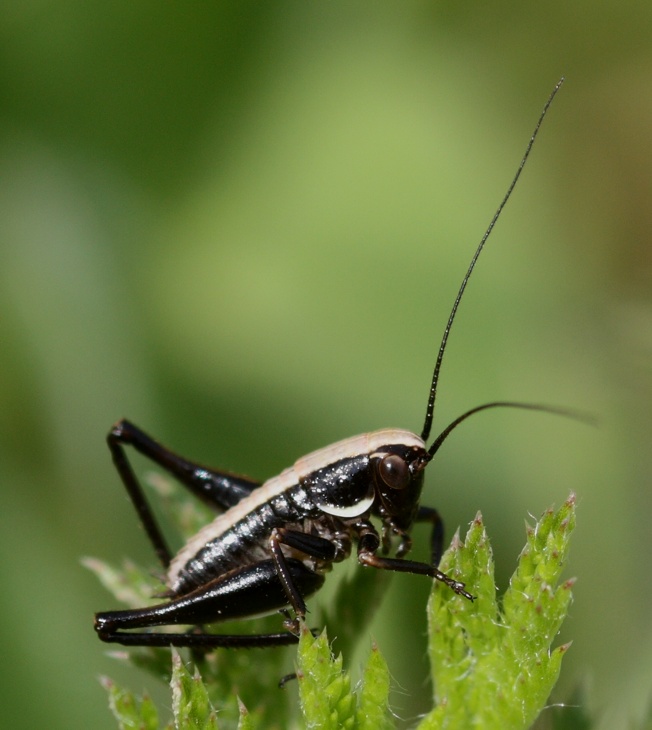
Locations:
94;80;564;651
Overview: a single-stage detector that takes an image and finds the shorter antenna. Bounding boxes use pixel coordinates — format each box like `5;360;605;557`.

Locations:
420;77;565;445
425;401;594;462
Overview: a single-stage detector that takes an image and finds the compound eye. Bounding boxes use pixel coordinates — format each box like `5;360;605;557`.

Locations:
379;454;410;490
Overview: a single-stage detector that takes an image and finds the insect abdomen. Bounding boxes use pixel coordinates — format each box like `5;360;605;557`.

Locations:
169;482;319;594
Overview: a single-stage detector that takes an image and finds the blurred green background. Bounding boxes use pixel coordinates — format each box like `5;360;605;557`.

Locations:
1;2;650;729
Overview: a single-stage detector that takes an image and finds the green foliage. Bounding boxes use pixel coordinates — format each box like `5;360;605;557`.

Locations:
422;493;576;730
101;651;257;730
295;625;393;730
92;494;581;729
170;650;219;729
101;675;164;730
354;642;393;730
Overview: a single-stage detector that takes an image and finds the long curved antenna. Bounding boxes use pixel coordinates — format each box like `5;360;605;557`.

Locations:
420;77;565;444
421;401;594;465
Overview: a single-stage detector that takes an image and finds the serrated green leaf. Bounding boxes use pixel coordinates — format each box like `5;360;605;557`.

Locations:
420;494;577;730
297;624;357;730
170;650;219;730
101;675;160;730
236;698;254;730
355;643;394;730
